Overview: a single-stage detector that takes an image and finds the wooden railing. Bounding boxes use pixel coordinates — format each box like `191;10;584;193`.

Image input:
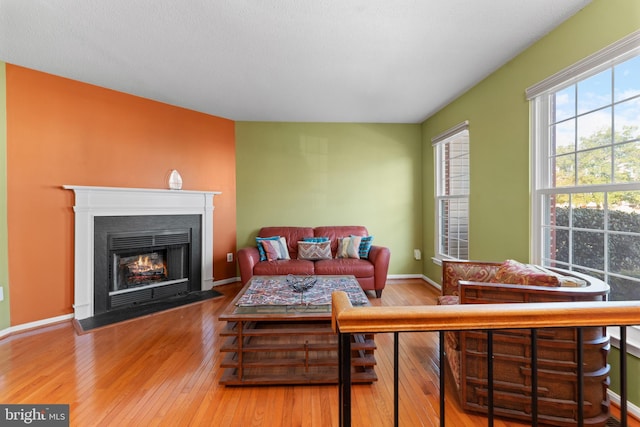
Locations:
331;292;640;427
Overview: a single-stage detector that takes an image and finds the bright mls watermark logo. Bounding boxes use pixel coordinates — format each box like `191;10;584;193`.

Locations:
0;405;69;426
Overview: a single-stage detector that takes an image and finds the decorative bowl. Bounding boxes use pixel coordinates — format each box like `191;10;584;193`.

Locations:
285;275;317;293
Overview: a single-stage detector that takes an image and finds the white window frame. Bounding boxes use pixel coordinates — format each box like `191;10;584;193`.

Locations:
433;121;470;262
528;30;640;353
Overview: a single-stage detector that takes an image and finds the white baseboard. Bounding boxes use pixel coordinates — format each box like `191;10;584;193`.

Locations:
422;275;441;291
387;273;423;280
608;390;640;420
0;313;74;339
387;274;440;291
212;276;240;287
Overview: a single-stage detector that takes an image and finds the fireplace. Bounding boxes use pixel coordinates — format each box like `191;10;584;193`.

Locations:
64;186;220;320
93;215;202;315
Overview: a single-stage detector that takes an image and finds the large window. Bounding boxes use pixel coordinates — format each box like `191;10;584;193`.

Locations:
529;31;640;302
433;121;469;260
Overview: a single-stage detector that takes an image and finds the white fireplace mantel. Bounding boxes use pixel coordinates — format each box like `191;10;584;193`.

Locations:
63;185;221;320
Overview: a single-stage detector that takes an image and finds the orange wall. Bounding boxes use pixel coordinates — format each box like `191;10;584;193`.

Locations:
6;64;236;326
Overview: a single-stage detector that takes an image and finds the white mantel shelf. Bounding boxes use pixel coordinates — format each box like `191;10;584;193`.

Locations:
63;185;222;320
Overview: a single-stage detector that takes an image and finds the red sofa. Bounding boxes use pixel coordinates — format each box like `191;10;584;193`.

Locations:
237;226;390;297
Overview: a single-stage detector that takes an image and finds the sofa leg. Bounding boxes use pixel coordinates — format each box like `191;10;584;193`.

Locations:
375;289;382;298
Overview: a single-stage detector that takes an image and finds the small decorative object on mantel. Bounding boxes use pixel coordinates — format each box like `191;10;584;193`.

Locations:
167;169;183;190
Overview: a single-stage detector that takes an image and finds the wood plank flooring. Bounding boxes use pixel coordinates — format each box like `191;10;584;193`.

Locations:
0;279;635;426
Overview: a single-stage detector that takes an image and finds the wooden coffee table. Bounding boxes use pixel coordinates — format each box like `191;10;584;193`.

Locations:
218;275;377;385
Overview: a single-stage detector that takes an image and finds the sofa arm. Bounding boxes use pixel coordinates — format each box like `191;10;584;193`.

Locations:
237;246;260;285
368;245;390;290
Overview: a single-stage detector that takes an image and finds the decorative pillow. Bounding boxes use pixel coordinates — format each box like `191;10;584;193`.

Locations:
277;237;291;260
531;265;588;287
336;236;362;259
260;240;281;261
491;259;560;287
256;236;289;261
256;236;280;261
357;235;374;258
297;241;332;260
556;276;587;287
303;237;330;243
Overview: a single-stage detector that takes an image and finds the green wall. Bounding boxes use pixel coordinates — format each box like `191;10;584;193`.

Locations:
610;347;640;405
235;122;422;276
422;0;640;283
421;0;640;407
0;61;9;330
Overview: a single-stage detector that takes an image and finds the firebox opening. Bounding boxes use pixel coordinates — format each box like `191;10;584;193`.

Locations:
110;241;190;294
108;242;190;309
115;250;168;290
104;226;196;311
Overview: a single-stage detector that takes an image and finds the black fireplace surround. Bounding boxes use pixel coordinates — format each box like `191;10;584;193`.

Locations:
94;215;202;316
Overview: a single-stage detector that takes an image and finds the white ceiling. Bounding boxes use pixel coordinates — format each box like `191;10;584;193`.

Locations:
0;0;592;123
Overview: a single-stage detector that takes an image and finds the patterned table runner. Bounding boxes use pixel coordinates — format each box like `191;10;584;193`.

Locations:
236;275;369;306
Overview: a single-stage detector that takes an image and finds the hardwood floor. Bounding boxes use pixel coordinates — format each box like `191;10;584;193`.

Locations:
0;279;635;426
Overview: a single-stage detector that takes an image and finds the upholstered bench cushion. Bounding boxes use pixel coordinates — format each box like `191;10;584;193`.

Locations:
490;259;560;287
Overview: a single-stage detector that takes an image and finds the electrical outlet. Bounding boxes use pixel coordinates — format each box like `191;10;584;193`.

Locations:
226;253;234;262
0;286;4;302
413;249;422;260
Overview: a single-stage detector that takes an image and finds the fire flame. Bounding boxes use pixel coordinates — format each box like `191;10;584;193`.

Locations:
129;255;165;274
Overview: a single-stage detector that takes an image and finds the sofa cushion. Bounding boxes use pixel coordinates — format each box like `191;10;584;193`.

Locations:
315;258;374;278
254;259;315;276
491;259;560;287
297;241;332;260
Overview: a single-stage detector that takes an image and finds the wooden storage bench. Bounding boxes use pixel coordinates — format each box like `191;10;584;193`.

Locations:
442;260;610;426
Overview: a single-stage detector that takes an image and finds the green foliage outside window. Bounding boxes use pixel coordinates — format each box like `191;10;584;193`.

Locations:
554;125;640;207
551;207;640;301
